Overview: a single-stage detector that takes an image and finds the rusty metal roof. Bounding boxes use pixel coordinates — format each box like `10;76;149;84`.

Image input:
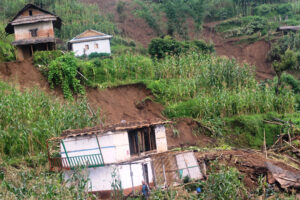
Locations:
5;4;62;34
54;119;171;140
12;37;56;46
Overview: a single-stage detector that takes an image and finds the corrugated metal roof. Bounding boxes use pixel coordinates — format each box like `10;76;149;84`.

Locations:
53;119;171;140
5;4;62;34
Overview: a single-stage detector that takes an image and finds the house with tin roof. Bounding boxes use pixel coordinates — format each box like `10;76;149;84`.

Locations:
5;4;62;60
68;29;112;56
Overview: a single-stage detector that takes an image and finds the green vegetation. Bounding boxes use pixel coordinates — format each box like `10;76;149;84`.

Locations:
0;168;95;199
223;112;300;148
33;47;297;150
148;36;214;59
133;0;205;38
199;164;247;200
0;24;15;62
0;0;117;41
0;81;98;159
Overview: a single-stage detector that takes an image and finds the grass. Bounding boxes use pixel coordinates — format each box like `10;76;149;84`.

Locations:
0;81;99;159
222;112;300;148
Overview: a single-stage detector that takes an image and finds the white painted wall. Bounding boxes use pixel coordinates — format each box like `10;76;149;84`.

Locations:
61;125;167;193
61;130;130;166
64;158;153;192
71;39;111;56
155;125;168;152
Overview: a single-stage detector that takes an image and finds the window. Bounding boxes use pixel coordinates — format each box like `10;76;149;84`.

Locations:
128;127;156;155
85;45;89;50
94;43;99;49
29;29;38;37
29;10;33;16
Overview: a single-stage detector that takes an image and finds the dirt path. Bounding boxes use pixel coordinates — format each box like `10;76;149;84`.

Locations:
201;23;275;80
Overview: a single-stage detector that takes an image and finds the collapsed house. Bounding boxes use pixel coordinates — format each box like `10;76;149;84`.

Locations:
47;120;203;197
5;4;62;60
68;29;112;56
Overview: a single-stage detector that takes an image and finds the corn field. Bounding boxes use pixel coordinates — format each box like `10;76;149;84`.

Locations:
80;52;296;120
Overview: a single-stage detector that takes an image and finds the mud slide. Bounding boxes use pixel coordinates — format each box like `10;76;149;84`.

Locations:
202;23;275;80
87;84;165;124
0;59;62;95
0;59;218;146
0;59;164;124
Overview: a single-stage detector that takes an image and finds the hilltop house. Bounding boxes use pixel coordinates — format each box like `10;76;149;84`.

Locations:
5;4;62;61
68;29;112;56
47;120;169;197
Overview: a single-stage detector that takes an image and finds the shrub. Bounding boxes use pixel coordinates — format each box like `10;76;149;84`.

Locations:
254;4;273;16
48;53;85;99
200;165;247;200
33;50;63;67
276;3;292;16
148;36;183;59
191;40;215;54
148;36;214;59
88;52;111;60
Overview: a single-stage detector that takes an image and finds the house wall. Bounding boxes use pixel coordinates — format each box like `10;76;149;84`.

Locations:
61;130;130;165
17;8;44;17
155;125;168;152
71;39;111;56
14;21;54;40
64;158;153;193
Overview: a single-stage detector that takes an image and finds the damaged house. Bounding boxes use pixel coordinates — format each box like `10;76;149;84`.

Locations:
5;4;62;60
47;120;170;197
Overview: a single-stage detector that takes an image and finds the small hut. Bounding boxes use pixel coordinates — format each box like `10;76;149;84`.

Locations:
5;4;62;60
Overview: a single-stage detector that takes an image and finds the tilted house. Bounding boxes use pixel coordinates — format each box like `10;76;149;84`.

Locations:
47;120;169;197
68;29;112;56
5;4;62;60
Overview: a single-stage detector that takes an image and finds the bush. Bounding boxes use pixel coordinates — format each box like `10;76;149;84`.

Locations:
191;40;215;54
254;4;273;17
216;16;267;38
48;53;85;99
148;36;183;59
148;36;214;59
276;3;292;16
88;52;111;60
33;50;63;66
200;165;247;200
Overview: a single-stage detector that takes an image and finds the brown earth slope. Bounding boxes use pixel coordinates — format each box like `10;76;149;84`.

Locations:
201;23;275;80
0;59;212;146
82;0;157;47
0;59;164;124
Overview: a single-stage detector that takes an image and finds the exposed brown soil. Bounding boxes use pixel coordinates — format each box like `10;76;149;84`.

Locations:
166;118;215;149
201;23;275;80
86;84;165;124
82;0;157;47
0;59;62;96
196;149;300;190
0;59;165;125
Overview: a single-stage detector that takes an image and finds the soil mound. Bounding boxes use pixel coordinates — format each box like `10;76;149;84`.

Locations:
166;118;215;149
202;23;275;80
87;84;165;124
0;59;55;91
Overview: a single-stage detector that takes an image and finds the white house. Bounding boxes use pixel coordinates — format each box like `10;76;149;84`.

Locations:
47;120;169;198
68;29;112;56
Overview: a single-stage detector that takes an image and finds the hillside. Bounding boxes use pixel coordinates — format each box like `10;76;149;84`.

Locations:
1;0;300;199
